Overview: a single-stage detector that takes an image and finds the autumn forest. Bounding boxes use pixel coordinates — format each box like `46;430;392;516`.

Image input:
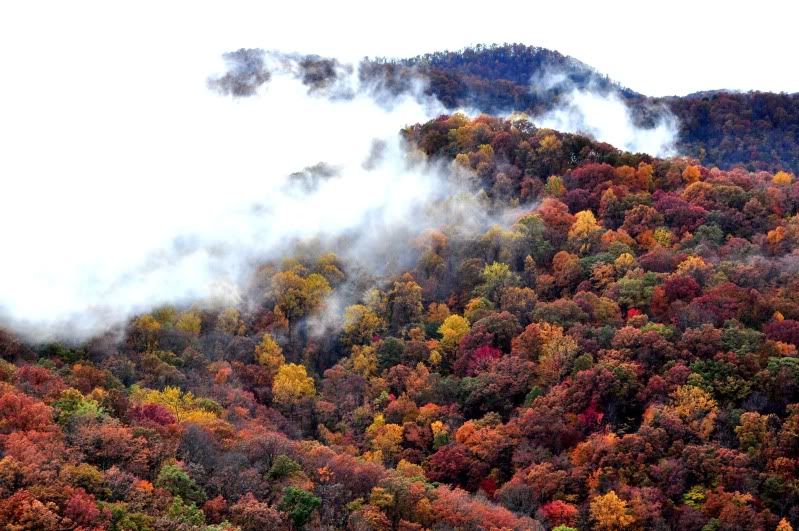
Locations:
2;44;799;531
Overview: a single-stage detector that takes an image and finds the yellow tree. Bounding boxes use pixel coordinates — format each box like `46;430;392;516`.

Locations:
537;335;579;386
272;363;315;404
363;288;388;317
396;459;426;480
652;227;673;247
538;133;562;154
133;314;161;352
216;307;244;335
350;345;378;377
545;175;566;197
386;273;424;333
132;386;219;425
568;210;602;254
735;411;773;455
342;304;385;346
438;315;470;356
682;165;702;184
614;253;636;274
590;491;635;530
676;255;712;282
314;252;346;286
476;262;520;303
773;171;793;186
271;271;331;324
151;306;178;325
568;210;600;239
255;334;285;374
426;303;450;325
664;385;718;440
464;297;494;323
175;310;202;335
366;414;404;464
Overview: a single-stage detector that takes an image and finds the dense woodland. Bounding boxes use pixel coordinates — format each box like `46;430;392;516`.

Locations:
367;44;799;173
3;111;799;530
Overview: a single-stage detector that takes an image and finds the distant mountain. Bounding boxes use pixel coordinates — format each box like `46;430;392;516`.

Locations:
366;43;638;115
665;91;799;172
367;44;799;172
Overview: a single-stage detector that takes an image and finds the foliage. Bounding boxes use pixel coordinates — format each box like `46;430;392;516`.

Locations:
272;363;316;404
255;333;284;374
155;463;206;504
278;487;321;529
590;491;635;530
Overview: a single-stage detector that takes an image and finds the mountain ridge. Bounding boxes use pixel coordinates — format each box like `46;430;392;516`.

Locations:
365;43;799;172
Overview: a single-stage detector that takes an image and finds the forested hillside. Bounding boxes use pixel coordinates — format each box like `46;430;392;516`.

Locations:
367;44;638;113
367;44;799;172
2;112;799;529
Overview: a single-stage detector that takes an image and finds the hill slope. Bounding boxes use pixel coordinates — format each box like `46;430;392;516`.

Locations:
2;114;799;529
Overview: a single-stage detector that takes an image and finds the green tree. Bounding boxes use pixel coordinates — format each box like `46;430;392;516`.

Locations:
155;463;206;504
267;455;303;481
162;497;205;527
279;487;321;529
376;338;406;372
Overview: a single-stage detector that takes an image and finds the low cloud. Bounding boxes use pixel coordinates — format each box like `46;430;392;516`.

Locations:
530;69;679;157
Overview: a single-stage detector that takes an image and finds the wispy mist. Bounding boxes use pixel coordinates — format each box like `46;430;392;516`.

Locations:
530;70;679;157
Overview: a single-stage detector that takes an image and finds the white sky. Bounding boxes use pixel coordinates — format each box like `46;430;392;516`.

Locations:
2;1;796;98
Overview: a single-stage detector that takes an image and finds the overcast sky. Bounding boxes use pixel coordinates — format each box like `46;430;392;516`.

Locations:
2;0;796;98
